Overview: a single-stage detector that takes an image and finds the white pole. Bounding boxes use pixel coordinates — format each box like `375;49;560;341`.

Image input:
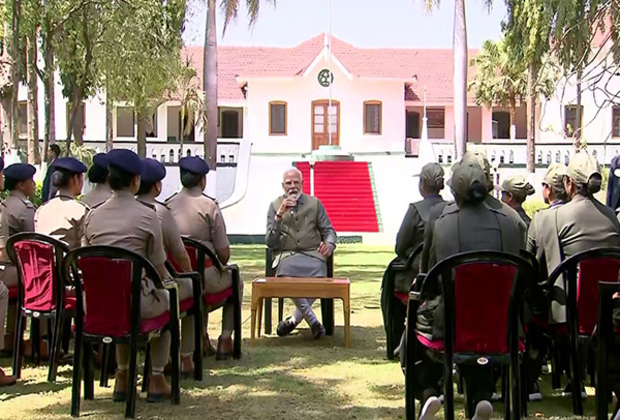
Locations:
328;0;333;146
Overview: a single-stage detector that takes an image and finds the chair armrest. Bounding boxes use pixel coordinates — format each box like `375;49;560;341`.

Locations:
408;273;426;301
392;261;407;271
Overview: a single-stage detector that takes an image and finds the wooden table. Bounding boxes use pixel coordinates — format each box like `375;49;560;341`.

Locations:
251;277;351;348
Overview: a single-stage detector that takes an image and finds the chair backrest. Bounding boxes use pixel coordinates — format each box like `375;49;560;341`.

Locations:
6;233;69;312
171;237;222;273
423;251;534;356
597;282;620;340
62;246;159;337
548;248;620;335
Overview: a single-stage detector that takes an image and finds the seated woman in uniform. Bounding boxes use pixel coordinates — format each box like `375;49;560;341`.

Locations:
166;156;241;360
410;160;525;420
81;153;112;208
83;150;194;402
498;175;535;227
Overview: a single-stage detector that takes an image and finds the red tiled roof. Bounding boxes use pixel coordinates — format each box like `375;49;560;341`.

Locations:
183;33;478;103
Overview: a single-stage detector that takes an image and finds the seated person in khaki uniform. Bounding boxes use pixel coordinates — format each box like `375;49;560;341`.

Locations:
35;157;90;250
499;175;535;227
0;156;17;386
137;158;196;373
1;163;37;356
83;149;193;402
81;153;112;208
266;168;337;339
166;156;240;360
412;161;525;420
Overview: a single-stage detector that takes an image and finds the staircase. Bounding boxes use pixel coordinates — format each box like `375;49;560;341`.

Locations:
293;161;380;233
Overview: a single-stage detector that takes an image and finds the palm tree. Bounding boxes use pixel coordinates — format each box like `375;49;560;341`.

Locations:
173;58;208;155
469;39;526;141
203;0;274;169
423;0;493;159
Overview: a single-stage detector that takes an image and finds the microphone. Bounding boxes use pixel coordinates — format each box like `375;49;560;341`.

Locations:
289;192;299;217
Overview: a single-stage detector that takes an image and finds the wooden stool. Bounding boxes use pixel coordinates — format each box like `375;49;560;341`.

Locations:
251;277;351;348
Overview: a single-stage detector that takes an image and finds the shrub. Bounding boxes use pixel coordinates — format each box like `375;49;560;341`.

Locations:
523;198;549;218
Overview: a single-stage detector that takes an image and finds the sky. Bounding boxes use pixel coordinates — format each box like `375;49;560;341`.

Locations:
183;0;508;49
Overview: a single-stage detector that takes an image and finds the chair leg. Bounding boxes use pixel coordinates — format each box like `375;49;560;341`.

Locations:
170;328;181;405
264;298;272;335
551;342;562;390
233;299;242;360
125;339;138;419
100;344;109;387
32;318;40;365
83;343;95;400
321;298;335;336
12;311;25;379
569;335;584;415
142;344;151;393
503;366;511;420
278;298;284;323
70;328;83;418
194;310;204;381
62;318;72;355
48;311;64;382
404;329;416;420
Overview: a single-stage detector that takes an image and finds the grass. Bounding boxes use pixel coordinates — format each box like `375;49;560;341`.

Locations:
0;244;604;419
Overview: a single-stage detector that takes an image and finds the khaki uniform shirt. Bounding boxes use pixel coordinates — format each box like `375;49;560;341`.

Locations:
81;184;112;209
137;194;186;258
83;190;166;268
35;189;90;250
3;190;35;237
526;201;565;280
165;187;229;256
539;195;620;323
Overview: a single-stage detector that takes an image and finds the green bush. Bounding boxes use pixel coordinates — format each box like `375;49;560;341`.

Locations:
58;143;96;167
523;198;549;218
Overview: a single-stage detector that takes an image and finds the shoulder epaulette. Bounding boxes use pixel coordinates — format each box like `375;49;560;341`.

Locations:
202;193;218;204
164;192;178;204
138;200;156;212
154;199;170;210
20;197;35;209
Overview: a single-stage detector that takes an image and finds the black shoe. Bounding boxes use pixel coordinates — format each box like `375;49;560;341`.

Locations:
528;382;542;401
562;383;587;399
276;317;297;337
310;322;325;339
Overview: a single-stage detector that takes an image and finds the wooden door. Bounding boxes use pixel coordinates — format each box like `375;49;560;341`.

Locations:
312;100;340;150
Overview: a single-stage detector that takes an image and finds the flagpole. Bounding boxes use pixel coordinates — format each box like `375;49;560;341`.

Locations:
328;0;333;146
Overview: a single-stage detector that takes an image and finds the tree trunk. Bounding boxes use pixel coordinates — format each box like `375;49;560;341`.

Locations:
180;107;185;156
526;62;537;173
26;32;40;164
574;68;583;151
1;17;14;157
509;96;517;141
66;88;83;153
105;85;113;152
41;4;56;163
0;96;11;156
10;0;21;152
204;0;218;169
453;0;468;159
136;111;147;158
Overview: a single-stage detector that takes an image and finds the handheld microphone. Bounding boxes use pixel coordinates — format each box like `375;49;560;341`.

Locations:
289;192;299;217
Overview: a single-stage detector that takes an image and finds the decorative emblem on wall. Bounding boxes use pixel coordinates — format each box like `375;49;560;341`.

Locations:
318;69;334;87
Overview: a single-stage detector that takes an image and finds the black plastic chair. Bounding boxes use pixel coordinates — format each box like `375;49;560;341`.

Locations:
62;246;181;418
264;247;334;335
545;247;620;415
180;237;242;359
6;232;71;382
383;243;424;360
595;281;620;420
405;251;534;420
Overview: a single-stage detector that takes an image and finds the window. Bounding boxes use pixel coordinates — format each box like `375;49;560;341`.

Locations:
427;109;445;128
269;101;287;135
17;101;27;138
116;106;135;137
613;107;620;137
364;101;382;134
564;105;583;137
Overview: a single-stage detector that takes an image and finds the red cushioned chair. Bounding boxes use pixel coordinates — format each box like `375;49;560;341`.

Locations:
169;237;241;359
595;281;620;420
264;247;335;336
6;233;71;382
62;246;182;419
383;243;424;360
545;247;620;416
404;251;535;420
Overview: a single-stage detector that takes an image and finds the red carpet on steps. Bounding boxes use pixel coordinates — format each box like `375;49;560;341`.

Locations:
293;161;379;232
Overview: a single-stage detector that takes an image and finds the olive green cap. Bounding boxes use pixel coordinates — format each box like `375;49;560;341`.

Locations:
543;163;567;189
451;161;488;201
461;151;491;176
419;163;445;190
566;152;600;184
500;175;535;196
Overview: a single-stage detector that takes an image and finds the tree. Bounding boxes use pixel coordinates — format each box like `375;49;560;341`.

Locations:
504;0;555;172
422;0;493;160
203;0;274;169
170;57;208;155
0;0;19;155
469;38;557;141
104;0;186;158
23;0;41;163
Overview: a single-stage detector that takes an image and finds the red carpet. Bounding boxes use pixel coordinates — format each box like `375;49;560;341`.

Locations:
294;161;379;232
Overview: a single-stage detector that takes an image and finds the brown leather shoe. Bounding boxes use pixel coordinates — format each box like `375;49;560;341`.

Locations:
181;355;195;379
0;368;16;387
23;339;50;361
146;373;171;403
113;370;128;402
215;336;233;361
203;333;216;357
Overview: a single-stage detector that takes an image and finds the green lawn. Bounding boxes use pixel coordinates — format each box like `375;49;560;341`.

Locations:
0;245;605;419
